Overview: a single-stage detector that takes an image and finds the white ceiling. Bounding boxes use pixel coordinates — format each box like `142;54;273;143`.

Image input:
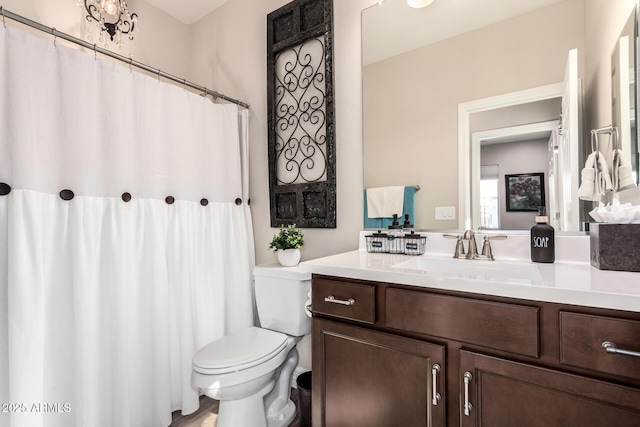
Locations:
481;130;552;146
143;0;229;25
363;0;565;65
143;0;566;57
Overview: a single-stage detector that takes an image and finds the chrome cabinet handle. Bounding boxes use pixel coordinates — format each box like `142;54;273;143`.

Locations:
602;341;640;358
463;371;473;416
432;364;441;406
324;295;355;306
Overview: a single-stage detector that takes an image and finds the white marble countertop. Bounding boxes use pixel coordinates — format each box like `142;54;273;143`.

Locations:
299;232;640;313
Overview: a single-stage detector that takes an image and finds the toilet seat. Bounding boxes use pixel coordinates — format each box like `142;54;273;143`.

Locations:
193;327;288;375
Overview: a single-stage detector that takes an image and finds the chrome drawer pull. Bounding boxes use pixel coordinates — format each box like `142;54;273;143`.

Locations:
324;295;355;306
432;364;441;406
463;371;473;416
602;341;640;358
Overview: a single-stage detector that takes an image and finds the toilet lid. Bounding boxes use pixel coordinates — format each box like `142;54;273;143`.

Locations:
193;327;288;374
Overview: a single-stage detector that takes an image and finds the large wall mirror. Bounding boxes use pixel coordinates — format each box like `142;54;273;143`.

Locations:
362;0;639;232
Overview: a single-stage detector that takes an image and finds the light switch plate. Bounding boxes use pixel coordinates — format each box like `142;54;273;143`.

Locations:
435;206;456;220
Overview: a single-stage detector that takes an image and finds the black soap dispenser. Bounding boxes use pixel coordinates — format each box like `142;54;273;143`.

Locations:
388;214;404;254
530;207;554;263
388;214;402;233
402;214;413;231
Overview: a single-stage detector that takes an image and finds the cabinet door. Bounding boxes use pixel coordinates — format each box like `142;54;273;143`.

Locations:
459;350;640;427
313;318;446;427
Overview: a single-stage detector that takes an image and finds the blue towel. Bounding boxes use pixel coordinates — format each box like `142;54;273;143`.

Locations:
364;186;415;229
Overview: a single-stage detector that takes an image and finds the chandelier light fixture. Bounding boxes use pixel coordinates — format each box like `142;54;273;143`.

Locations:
407;0;435;7
80;0;138;44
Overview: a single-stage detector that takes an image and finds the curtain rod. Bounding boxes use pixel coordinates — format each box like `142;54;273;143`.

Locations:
0;6;250;109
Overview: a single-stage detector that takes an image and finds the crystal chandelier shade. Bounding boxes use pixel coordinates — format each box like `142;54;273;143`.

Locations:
80;0;138;45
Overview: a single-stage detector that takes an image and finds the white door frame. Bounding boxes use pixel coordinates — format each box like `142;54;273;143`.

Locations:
458;83;564;230
471;120;560;230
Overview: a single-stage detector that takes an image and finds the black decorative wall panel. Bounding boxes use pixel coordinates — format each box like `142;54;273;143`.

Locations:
276;192;297;219
267;0;335;228
275;36;327;185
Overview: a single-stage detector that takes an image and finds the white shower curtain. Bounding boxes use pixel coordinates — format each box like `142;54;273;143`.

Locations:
0;24;254;427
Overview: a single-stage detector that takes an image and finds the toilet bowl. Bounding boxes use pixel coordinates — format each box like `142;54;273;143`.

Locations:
191;264;311;427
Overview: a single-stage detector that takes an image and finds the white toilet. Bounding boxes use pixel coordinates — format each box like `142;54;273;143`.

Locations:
191;264;311;427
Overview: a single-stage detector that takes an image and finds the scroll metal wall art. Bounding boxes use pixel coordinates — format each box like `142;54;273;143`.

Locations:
267;0;336;228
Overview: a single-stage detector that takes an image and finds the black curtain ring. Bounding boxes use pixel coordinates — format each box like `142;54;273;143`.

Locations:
165;196;175;205
59;189;74;201
0;182;11;196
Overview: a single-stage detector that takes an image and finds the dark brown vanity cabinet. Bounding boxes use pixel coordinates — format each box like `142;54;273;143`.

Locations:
313;319;446;427
459;351;640;427
311;275;640;426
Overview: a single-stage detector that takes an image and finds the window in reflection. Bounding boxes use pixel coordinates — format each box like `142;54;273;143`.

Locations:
480;165;500;229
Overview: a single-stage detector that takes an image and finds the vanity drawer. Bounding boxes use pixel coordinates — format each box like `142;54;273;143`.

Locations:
312;278;375;324
560;311;640;381
385;288;539;357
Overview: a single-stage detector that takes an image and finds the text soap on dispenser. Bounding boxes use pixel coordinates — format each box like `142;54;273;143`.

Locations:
531;206;555;263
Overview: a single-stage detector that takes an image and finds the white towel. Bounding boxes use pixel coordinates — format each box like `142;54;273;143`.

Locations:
578;152;613;201
612;149;636;192
366;186;405;218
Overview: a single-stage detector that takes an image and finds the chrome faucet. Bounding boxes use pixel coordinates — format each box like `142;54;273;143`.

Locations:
443;233;464;258
444;230;508;260
479;235;507;260
463;230;478;259
443;230;478;259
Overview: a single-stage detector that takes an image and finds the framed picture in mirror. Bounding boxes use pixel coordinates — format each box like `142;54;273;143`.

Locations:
505;173;545;212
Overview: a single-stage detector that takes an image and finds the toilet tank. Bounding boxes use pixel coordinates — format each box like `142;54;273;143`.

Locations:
254;264;312;336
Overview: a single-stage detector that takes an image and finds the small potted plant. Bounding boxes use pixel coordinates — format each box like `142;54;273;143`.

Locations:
269;224;304;266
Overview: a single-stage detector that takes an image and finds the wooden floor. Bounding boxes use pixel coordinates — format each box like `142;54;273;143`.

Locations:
170;389;301;427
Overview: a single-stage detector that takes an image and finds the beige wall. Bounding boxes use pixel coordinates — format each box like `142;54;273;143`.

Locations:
189;0;377;265
584;0;637;156
363;0;585;230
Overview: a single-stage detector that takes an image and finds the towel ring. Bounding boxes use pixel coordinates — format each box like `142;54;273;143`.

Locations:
591;130;599;154
590;125;619;154
612;126;620;150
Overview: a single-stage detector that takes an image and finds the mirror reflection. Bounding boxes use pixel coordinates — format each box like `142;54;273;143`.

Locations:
362;0;639;232
612;7;639;190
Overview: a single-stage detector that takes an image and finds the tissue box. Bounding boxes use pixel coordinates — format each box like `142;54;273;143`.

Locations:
590;223;640;272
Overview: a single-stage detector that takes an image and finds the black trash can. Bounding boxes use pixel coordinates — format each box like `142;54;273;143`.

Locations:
296;371;312;427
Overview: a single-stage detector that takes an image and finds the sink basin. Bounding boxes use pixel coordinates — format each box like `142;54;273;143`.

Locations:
391;256;542;284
